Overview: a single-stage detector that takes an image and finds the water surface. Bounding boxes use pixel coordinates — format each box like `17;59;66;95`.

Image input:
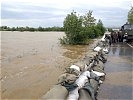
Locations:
1;31;90;99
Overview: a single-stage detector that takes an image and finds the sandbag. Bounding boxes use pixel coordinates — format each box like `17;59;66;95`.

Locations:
93;65;104;73
75;71;91;88
91;70;105;77
101;35;105;42
90;52;99;56
98;53;107;63
94;46;102;52
90;79;99;94
85;51;98;60
58;73;78;85
98;40;105;47
67;87;79;100
73;61;85;72
103;47;109;54
84;54;94;62
65;67;80;76
97;61;104;70
83;56;93;66
84;52;99;68
92;60;104;70
79;89;92;100
70;65;80;72
101;52;108;61
92;65;105;81
41;85;68;100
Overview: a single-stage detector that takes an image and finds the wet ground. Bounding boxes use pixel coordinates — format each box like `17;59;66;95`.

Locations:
98;42;133;100
1;31;93;99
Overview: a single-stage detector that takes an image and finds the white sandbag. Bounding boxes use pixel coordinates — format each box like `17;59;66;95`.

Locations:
103;48;109;54
94;46;102;52
91;70;105;77
75;71;90;88
67;87;79;100
73;61;85;71
70;65;80;72
101;38;105;42
67;71;91;100
101;35;105;41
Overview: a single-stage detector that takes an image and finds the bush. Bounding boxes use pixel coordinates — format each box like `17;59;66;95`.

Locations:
63;11;83;44
61;11;105;45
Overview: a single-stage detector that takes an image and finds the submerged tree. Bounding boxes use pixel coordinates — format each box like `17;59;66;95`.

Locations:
62;10;106;44
63;11;83;44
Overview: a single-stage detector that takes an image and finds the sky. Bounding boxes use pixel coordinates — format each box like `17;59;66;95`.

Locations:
1;0;133;28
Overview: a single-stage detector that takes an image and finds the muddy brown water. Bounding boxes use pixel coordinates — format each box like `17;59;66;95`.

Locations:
1;31;93;99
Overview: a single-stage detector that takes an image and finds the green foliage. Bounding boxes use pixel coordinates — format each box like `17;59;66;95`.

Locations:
83;11;96;27
38;26;44;31
84;26;100;39
128;7;133;24
0;26;64;31
108;28;113;32
64;11;82;35
11;27;16;31
29;27;36;32
96;19;106;35
63;11;83;44
0;26;12;31
62;11;106;45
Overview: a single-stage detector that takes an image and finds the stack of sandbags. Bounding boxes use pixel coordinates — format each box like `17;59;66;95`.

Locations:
41;35;110;100
41;84;68;100
42;65;81;100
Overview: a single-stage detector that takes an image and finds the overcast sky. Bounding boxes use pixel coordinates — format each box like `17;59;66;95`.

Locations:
1;0;133;27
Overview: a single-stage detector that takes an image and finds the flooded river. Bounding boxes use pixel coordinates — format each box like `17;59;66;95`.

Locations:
1;31;91;99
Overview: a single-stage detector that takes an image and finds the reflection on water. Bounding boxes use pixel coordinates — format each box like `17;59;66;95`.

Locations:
98;43;133;99
98;84;132;99
1;31;90;99
110;43;133;56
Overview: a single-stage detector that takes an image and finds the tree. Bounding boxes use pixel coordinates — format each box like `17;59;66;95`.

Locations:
83;11;96;27
63;11;83;44
128;7;133;24
38;26;44;31
11;27;16;31
108;28;113;32
96;19;106;35
62;11;106;44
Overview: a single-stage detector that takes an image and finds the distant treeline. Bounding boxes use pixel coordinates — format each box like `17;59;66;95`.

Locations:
0;26;64;32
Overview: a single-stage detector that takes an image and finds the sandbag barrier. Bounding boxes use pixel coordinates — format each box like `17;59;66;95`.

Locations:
41;34;110;100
